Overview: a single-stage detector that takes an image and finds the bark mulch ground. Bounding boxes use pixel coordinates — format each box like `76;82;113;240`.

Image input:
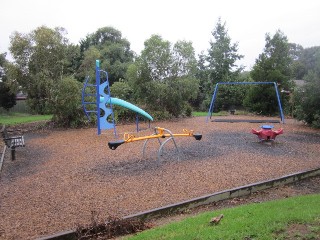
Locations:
0;116;319;239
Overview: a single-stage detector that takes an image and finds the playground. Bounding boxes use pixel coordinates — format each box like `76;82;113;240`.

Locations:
0;116;320;239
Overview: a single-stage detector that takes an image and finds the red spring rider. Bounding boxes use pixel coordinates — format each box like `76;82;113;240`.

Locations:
251;125;283;142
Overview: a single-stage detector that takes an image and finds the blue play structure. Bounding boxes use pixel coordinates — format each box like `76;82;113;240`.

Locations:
207;81;285;123
82;60;153;135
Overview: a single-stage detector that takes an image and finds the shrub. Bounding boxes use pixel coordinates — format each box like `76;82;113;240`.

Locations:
0;82;16;111
293;72;320;128
51;76;87;127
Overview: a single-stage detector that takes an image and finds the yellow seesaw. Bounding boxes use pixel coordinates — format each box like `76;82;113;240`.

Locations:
108;127;202;161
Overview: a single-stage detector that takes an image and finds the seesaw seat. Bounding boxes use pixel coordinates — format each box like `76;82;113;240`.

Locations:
108;140;125;150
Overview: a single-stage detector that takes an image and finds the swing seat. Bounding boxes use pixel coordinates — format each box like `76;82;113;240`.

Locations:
108;140;125;150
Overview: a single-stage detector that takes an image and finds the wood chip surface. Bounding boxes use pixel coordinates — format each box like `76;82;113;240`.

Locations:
0;116;319;239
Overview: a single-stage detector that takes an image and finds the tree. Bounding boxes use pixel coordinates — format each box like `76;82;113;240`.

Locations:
0;82;16;111
245;30;292;115
172;40;197;77
127;35;199;118
51;76;86;127
292;46;320;80
203;18;245;111
289;43;305;79
250;30;292;88
0;52;16;111
207;18;244;88
9;26;70;114
0;52;6;82
293;71;320;128
78;27;134;84
291;46;320;128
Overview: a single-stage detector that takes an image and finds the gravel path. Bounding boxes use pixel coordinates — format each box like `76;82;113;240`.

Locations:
0;116;319;239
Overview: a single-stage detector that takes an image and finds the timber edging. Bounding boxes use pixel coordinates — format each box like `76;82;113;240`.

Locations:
38;167;320;240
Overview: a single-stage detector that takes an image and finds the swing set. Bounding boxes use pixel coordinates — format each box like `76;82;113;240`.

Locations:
206;81;285;142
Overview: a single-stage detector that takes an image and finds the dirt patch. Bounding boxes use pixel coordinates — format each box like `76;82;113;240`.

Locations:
0;116;319;239
273;222;320;239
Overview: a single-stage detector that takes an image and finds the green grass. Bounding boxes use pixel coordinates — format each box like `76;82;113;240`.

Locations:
192;110;250;117
125;194;320;240
192;111;229;117
0;113;52;125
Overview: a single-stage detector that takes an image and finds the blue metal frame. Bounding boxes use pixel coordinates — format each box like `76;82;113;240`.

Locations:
206;81;285;123
82;60;117;136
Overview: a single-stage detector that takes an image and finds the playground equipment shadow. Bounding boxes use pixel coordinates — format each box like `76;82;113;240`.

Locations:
0;116;319;239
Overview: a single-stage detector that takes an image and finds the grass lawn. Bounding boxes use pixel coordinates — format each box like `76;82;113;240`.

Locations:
193;110;249;117
125;194;320;240
0;113;52;125
192;111;229;117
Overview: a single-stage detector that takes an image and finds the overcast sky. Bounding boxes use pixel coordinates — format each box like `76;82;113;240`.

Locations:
1;0;320;70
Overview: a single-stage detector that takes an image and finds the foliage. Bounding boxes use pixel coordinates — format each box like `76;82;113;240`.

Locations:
78;27;134;84
50;76;87;127
0;52;7;82
293;71;320;128
250;30;292;88
214;84;247;112
128;35;199;118
110;79;133;101
9;26;71;114
0;82;16;111
246;30;292;115
110;80;136;122
195;18;244;111
191;52;210;111
289;43;305;79
291;46;320;80
0;53;16;111
206;18;244;88
243;85;280;115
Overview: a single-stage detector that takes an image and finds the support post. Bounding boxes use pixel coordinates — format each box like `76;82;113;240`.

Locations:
273;82;285;123
207;83;219;122
96;60;101;135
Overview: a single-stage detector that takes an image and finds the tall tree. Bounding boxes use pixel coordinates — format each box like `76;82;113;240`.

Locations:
207;18;244;88
9;26;70;114
294;46;320;80
250;30;292;88
245;30;292;115
0;53;16;111
293;70;320;128
0;82;16;111
127;35;199;117
172;40;197;77
203;18;244;111
78;27;134;84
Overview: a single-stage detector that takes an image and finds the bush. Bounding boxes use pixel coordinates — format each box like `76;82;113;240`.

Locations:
0;82;16;111
243;85;280;116
293;72;320;128
51;76;87;127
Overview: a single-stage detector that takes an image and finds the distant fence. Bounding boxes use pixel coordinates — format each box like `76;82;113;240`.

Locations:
0;99;30;114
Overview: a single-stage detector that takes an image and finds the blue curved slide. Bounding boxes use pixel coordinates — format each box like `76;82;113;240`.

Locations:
109;97;153;121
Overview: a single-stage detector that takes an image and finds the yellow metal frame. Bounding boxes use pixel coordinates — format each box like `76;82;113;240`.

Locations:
123;127;196;143
108;127;202;161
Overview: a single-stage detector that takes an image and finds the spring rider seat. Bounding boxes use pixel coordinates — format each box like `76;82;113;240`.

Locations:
251;125;283;142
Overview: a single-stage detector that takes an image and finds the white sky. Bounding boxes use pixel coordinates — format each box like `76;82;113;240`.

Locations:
1;0;320;70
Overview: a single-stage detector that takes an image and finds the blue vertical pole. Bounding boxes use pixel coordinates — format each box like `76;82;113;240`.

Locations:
96;60;101;135
206;83;220;122
136;114;139;132
273;82;285;123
